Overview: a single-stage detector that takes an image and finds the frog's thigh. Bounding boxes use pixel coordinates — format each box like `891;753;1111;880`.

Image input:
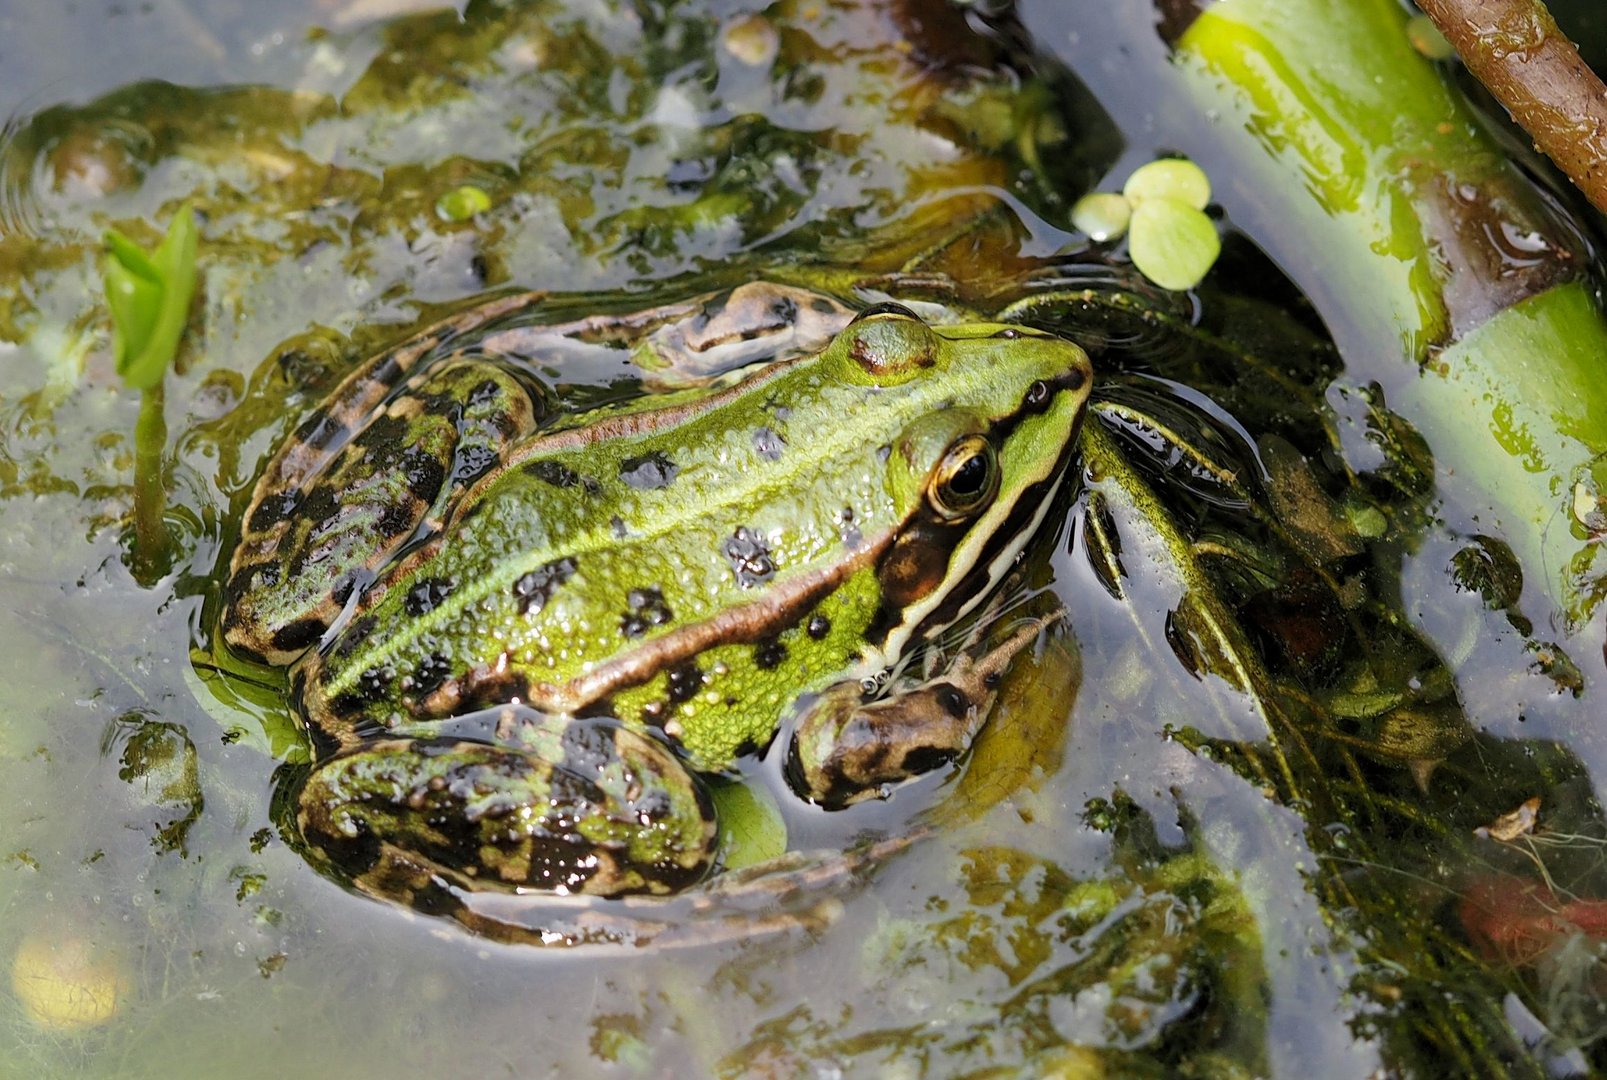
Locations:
297;725;716;899
224;363;536;661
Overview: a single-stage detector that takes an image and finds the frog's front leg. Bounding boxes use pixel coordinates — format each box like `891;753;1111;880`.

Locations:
788;613;1062;809
224;355;541;665
296;710;717;899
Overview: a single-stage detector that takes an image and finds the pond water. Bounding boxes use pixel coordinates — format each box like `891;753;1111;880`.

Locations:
3;1;1607;1077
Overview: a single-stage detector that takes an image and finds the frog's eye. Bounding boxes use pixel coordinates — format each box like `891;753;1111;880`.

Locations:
851;301;923;324
928;434;998;521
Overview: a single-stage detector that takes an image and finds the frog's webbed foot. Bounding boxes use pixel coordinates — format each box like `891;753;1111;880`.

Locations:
294;712;716;900
787;613;1058;809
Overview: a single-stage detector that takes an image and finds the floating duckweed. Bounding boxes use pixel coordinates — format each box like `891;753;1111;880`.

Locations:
435;184;493;222
1406;14;1455;60
1073;158;1219;290
1123;157;1212;211
11;932;132;1031
1070;192;1132;242
1128;195;1221;291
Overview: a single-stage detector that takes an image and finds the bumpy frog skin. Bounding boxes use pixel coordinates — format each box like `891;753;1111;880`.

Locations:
222;284;1092;901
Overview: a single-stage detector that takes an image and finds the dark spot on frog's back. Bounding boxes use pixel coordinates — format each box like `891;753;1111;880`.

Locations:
807;613;831;639
763;292;798;328
332;615;378;661
376;504;417;539
271;616;326;656
406;653;454;696
724;526;776;588
754;638;787;670
468;378;503;407
513;557;578;615
838;506;862;550
620;587;674;638
291;410;346;454
227;561;279;604
354;666;393;704
558;719;624;777
752;426;784;461
666;663;703;704
404;577;456;616
248;490;301;533
450;444;499;486
619;451;679;491
525;459;599;494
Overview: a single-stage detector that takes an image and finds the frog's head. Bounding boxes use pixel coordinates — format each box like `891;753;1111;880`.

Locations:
829;303;1093;656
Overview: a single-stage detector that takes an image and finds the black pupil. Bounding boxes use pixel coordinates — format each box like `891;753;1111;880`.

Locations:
948;451;990;498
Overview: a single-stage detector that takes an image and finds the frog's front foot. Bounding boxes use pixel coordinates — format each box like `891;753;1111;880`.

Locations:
788;614;1059;809
296;711;717;899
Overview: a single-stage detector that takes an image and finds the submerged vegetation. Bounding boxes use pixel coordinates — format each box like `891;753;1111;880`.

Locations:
0;0;1605;1076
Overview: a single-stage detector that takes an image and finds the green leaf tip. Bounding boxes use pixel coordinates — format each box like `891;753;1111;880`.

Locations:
103;204;198;392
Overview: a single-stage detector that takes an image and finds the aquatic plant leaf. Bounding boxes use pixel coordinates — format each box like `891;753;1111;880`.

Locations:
102;204;197;391
1123;157;1212;210
710;779;787;871
1069;191;1132;241
1128;197;1220;292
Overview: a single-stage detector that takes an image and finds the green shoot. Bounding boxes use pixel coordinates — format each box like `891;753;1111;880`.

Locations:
102;204;198;581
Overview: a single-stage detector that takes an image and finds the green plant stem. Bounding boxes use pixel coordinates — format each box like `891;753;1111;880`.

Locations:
132;381;170;580
1174;0;1607;631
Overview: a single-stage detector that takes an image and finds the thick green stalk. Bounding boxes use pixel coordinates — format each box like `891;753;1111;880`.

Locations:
1176;0;1607;631
132;381;169;581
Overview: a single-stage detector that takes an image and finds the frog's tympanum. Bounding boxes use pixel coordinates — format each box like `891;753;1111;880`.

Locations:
222;284;1091;905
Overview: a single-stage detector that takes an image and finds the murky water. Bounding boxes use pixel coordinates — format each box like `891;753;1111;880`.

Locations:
3;1;1607;1077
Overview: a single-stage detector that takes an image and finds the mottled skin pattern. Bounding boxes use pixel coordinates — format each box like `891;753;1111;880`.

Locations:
223;287;1092;899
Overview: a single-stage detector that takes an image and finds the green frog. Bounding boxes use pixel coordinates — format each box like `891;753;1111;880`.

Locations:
221;283;1091;906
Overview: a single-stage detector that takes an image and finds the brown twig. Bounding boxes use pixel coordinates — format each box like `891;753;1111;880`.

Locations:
1417;0;1607;215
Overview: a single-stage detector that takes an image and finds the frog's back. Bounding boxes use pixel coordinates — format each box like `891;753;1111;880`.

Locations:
302;353;899;743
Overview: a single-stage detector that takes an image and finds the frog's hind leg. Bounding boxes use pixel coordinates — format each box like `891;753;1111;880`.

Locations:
224;355;542;664
254;292;547;499
295;715;717;901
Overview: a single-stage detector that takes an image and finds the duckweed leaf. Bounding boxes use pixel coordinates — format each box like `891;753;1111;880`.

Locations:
1128;196;1220;291
103;204;197;391
436;184;493;222
1069;191;1132;242
1123;157;1212;210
